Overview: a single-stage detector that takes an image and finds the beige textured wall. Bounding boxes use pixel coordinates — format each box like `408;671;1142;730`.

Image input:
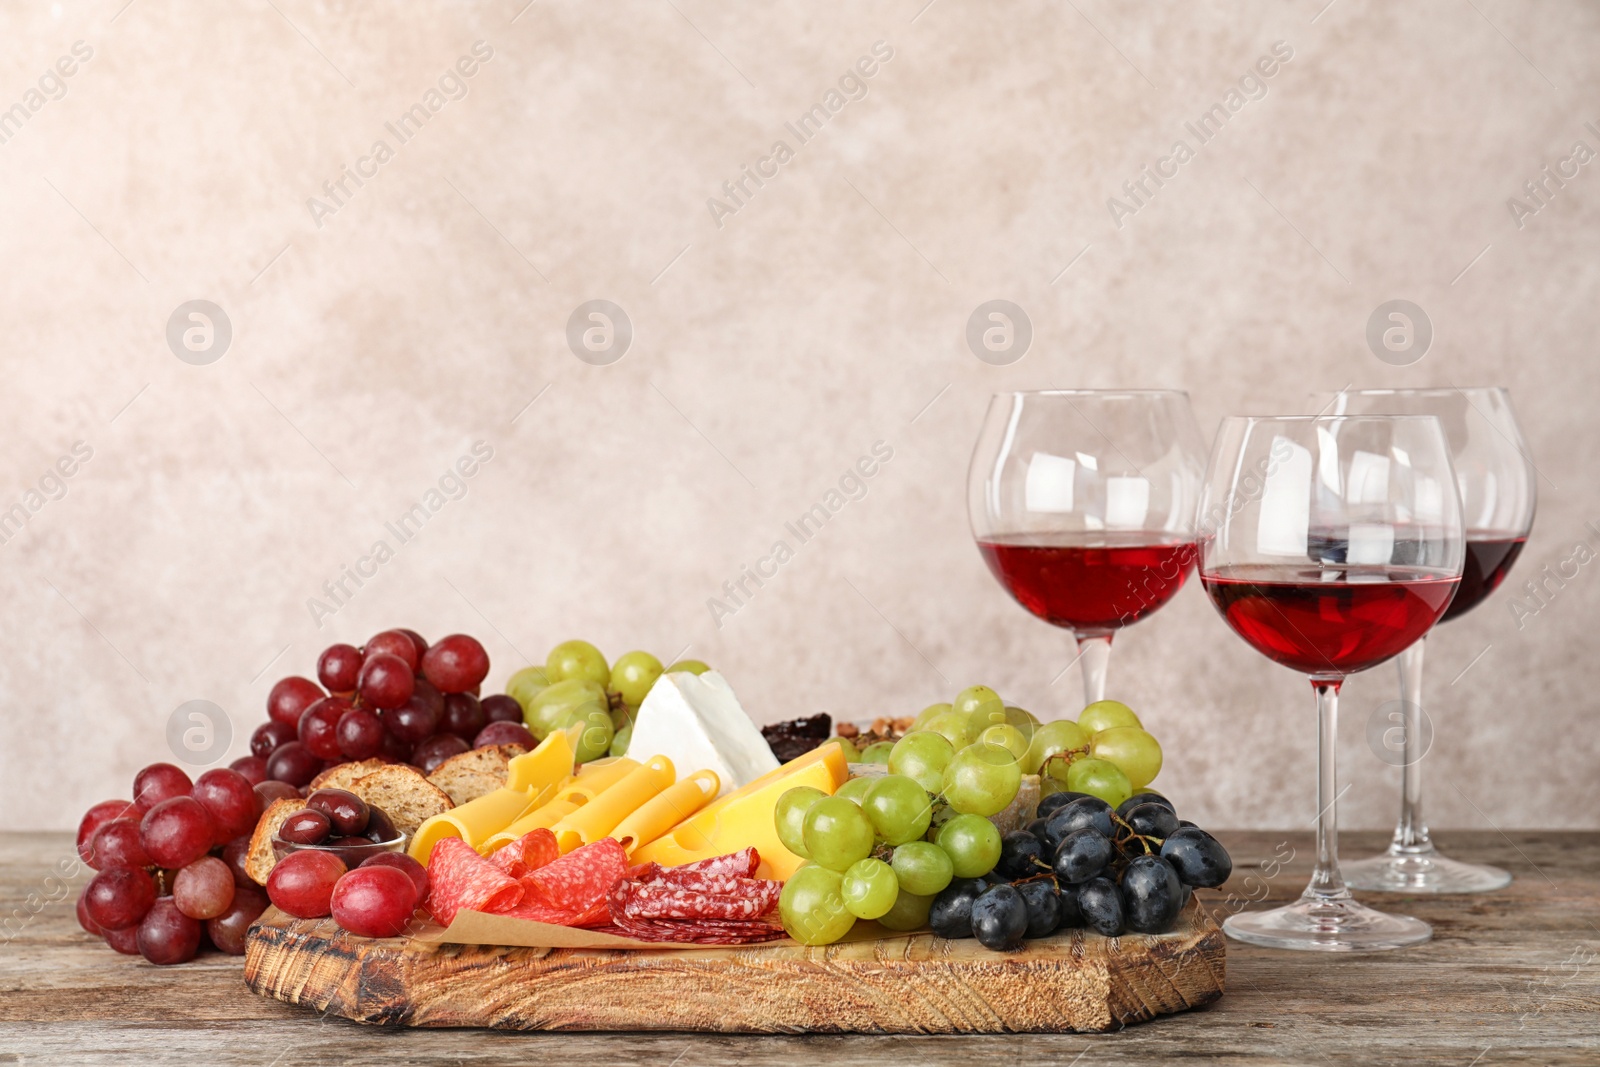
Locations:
2;0;1596;831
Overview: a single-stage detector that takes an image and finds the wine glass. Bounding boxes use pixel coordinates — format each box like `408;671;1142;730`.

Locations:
967;390;1207;716
1314;388;1536;894
1198;414;1464;951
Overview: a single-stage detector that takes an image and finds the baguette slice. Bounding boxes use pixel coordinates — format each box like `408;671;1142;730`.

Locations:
308;758;388;793
244;797;302;886
347;764;453;839
426;744;526;806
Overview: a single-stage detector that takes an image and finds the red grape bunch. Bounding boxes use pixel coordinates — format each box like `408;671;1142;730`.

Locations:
72;628;509;964
247;630;525;787
75;762;270;964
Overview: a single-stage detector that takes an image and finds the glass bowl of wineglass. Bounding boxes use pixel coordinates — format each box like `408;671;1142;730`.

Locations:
967;390;1207;716
1197;414;1464;951
1313;387;1536;894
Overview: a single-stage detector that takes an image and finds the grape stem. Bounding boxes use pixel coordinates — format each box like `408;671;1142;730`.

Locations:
1109;813;1157;857
1039;747;1092;778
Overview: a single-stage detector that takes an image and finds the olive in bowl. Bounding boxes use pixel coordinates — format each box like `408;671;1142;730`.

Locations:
271;789;404;865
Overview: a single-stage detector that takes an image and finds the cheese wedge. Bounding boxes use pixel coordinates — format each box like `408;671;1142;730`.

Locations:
630;744;849;879
627;671;778;798
407;732;575;864
549;755;675;853
611;770;720;854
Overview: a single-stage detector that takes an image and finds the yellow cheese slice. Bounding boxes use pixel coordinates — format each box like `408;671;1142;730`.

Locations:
407;731;576;864
505;730;575;792
549;756;675;853
562;757;642;800
480;797;580;850
476;758;642;852
407;786;541;865
630;745;849;879
611;770;720;854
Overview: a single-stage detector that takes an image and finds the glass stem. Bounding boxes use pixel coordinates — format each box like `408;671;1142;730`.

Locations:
1392;638;1434;855
1075;633;1113;709
1307;680;1350;902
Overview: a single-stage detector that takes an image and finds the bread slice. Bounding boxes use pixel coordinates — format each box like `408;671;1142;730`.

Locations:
244;797;303;886
347;764;453;838
427;744;526;806
308;758;388;793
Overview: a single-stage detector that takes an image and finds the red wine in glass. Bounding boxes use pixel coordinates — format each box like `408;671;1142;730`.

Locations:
977;533;1196;634
1315;388;1536;895
967;391;1208;714
1202;565;1460;677
1440;533;1527;622
1198;412;1463;950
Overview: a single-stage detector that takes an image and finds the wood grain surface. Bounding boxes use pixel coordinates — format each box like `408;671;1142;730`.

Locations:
4;830;1598;1065
241;901;1224;1033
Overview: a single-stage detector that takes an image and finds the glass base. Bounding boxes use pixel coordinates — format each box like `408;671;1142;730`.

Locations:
1342;848;1512;894
1222;893;1432;952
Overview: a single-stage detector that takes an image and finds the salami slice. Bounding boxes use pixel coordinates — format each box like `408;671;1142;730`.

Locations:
425;837;524;925
629;867;758;895
609;913;787;945
621;881;782;920
489;828;560;879
522;837;629;911
567;897;613;928
500;894;578;926
676;848;761;880
604;849;784;943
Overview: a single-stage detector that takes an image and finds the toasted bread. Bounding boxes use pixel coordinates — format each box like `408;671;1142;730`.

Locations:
308;758;388;793
426;744;526;806
244;797;302;886
347;764;453;838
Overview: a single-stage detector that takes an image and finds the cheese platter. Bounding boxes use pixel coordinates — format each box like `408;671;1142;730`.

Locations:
72;631;1233;1035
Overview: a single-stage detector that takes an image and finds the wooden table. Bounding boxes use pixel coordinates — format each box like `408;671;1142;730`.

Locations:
2;830;1596;1065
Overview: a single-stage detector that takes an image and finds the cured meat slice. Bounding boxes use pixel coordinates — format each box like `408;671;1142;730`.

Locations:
488;828;560;879
675;848;760;881
567;897;613;928
500;894;578;925
604;848;784;944
522;838;629;911
620;880;782;921
609;913;786;945
425;837;523;925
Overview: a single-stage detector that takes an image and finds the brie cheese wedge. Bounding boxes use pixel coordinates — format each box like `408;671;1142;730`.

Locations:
627;670;779;798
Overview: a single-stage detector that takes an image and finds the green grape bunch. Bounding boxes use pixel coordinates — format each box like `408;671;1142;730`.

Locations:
772;688;1169;945
502;640;712;759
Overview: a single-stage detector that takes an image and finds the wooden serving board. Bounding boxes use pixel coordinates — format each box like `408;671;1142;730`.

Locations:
243;902;1224;1034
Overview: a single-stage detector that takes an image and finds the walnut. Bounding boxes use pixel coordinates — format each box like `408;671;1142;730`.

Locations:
835;722;860;739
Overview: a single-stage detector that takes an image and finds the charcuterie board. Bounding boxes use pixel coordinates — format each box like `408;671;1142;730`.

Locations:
243;900;1225;1033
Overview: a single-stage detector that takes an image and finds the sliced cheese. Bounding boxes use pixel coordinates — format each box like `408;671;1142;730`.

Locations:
407;731;575;864
626;670;778;798
561;757;641;802
408;786;541;865
505;730;574;793
477;758;641;852
611;770;720;854
630;744;848;879
481;796;579;851
549;755;675;853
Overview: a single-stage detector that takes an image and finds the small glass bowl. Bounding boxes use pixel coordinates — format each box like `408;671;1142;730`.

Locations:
271;830;406;865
